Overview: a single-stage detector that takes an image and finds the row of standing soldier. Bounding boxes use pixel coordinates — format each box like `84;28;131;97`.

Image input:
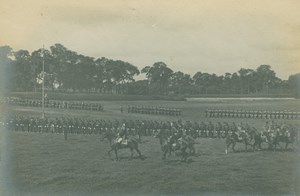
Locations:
2;115;299;140
205;109;300;119
126;105;181;116
1;97;104;111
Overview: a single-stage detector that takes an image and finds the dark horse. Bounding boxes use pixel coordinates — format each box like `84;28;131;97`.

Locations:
169;134;196;156
154;130;172;159
252;131;270;151
154;130;191;162
269;129;298;151
225;131;253;154
103;131;143;161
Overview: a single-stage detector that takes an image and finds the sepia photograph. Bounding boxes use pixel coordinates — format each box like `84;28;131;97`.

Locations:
0;0;300;195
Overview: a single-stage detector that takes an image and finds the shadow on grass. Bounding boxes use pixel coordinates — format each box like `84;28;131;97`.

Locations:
163;157;194;164
109;155;147;161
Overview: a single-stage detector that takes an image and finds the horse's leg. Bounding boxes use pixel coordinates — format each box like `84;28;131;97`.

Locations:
285;141;288;150
182;148;188;162
232;142;236;152
279;141;283;150
114;148;119;161
135;147;142;159
163;150;167;160
273;142;277;152
225;141;231;154
258;139;262;150
268;140;272;150
180;148;185;161
191;145;195;155
259;142;261;150
131;142;142;159
130;148;134;160
108;148;113;156
253;140;257;151
168;145;172;157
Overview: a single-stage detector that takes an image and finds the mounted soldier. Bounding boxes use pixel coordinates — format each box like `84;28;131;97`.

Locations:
116;123;128;145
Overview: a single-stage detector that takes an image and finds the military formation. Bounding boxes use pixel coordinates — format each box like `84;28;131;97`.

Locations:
0;97;104;111
205;109;300;119
2;115;299;141
126;105;181;116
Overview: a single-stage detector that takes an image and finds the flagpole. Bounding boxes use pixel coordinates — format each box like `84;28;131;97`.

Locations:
42;45;45;119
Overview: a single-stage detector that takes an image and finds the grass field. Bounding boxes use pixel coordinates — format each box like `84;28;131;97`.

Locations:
1;98;300;195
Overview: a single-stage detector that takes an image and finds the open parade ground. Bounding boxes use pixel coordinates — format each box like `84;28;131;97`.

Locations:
1;97;300;195
2;1;300;195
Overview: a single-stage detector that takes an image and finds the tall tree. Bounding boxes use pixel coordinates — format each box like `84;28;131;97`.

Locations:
104;59;139;94
93;57;107;92
256;65;277;94
288;73;300;98
141;62;173;95
193;72;213;94
30;48;54;91
170;71;193;94
14;50;32;91
50;43;79;90
0;46;14;91
238;68;255;94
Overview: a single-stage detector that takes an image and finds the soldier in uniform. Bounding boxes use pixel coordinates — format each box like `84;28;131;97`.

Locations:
205;109;209;118
223;122;229;138
199;121;205;137
208;121;214;138
117;123;128;144
216;122;222;138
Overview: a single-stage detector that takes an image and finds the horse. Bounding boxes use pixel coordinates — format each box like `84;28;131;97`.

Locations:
175;134;196;156
170;138;189;162
269;129;297;151
252;131;270;151
154;130;192;162
102;131;143;161
154;129;172;159
225;131;253;154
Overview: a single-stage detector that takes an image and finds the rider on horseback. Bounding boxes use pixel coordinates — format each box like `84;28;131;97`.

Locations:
117;123;128;145
235;123;245;140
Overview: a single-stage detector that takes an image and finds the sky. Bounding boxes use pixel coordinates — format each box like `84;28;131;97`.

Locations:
0;0;300;80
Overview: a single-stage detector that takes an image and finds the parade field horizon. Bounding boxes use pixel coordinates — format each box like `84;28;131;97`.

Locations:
1;98;300;195
5;91;297;102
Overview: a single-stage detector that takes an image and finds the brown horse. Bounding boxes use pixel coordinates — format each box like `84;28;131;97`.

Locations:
103;131;143;161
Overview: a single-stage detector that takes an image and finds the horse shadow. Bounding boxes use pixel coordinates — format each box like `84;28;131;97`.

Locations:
230;149;254;153
110;154;147;161
164;158;194;164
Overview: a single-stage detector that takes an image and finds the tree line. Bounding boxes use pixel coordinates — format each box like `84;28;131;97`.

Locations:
0;44;299;97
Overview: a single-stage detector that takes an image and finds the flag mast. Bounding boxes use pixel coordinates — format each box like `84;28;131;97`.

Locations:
42;45;45;119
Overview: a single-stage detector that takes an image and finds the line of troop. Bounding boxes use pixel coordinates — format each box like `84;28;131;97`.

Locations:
0;97;104;111
2;115;299;141
126;105;182;116
205;109;300;119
